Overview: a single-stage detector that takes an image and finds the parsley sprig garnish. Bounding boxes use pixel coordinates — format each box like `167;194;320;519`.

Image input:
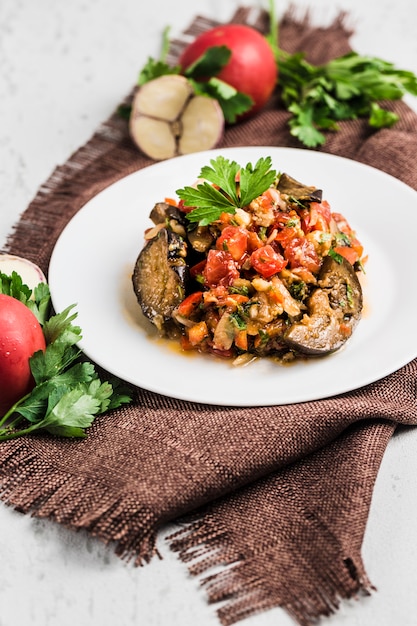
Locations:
176;155;277;226
0;272;132;441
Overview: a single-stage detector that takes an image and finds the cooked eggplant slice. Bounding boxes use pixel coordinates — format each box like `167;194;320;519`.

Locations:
187;224;215;253
277;173;322;204
132;228;189;333
284;256;362;355
149;201;187;226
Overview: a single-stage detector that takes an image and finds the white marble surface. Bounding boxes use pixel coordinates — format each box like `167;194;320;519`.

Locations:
1;1;417;625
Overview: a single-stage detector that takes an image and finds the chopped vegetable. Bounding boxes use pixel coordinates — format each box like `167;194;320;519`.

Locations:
133;155;365;361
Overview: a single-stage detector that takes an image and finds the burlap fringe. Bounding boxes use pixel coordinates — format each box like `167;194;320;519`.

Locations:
167;516;374;626
0;440;159;565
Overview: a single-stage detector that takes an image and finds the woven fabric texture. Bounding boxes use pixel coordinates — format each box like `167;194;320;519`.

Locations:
1;7;417;626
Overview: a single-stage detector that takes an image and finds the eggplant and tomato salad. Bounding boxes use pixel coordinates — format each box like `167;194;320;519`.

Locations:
132;156;365;364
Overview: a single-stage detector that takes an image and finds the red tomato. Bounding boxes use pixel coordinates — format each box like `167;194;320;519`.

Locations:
203;249;239;287
216;226;248;261
0;294;46;416
176;291;203;317
300;201;332;233
284;237;321;274
250;245;287;278
190;259;207;279
332;246;360;266
179;24;278;118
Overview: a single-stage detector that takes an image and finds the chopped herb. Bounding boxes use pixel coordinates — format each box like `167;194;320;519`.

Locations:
346;283;354;307
334;231;351;246
257;329;270;347
230;311;247;330
285;218;299;228
328;248;344;264
289;281;307;301
258;226;268;241
229;284;249;296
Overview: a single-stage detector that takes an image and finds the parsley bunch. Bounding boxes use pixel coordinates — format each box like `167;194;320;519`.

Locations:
265;0;417;147
0;272;132;441
276;49;417;148
176;155;277;225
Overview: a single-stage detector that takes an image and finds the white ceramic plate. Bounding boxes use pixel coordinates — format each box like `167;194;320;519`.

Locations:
48;146;417;406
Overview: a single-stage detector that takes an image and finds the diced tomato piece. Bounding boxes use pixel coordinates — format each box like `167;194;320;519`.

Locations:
275;225;298;247
190;259;206;279
177;199;195;214
250;244;287;278
203;249;239;288
176;292;203;317
332;246;360;266
313;200;331;226
256;187;281;210
180;334;195;351
302;201;331;233
350;237;364;258
284;237;321;274
226;294;249;305
339;322;352;337
247;230;264;251
216;226;248;261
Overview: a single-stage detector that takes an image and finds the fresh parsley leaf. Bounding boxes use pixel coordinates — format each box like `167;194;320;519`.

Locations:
200;156;241;203
239;156;276;207
176;156;277;226
137;26;181;86
192;77;253;123
369;102;399;128
178;183;237;226
138;58;180;86
42;304;81;345
328;248;344;264
287;103;326;148
184;46;231;80
0;271;32;302
0;271;51;324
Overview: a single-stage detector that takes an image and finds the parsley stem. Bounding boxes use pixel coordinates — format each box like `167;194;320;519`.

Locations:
0;423;40;441
267;0;279;55
0;393;31;428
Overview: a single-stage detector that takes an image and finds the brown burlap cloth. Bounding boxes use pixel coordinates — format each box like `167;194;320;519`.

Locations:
1;7;417;626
